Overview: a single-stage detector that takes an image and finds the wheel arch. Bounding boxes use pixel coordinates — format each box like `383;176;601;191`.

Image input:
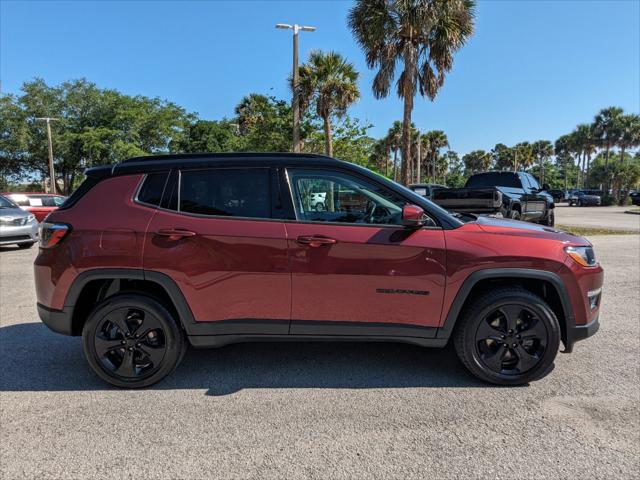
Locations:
64;269;195;336
437;268;575;351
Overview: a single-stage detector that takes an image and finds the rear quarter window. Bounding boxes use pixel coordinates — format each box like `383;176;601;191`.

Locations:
137;172;169;207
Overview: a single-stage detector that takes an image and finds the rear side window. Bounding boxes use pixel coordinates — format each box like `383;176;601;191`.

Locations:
137;172;169;206
179;168;271;219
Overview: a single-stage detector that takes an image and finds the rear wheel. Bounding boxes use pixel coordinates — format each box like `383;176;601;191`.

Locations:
453;288;560;385
82;293;187;388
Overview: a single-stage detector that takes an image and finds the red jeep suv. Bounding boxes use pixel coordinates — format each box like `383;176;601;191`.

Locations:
34;154;602;388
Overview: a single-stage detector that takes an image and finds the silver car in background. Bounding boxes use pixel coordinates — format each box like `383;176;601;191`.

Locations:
0;195;39;248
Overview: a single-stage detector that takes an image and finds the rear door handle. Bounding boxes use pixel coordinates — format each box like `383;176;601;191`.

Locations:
156;228;197;241
297;235;337;247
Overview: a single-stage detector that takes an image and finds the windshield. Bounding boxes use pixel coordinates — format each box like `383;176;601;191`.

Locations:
466;172;521;188
0;195;18;208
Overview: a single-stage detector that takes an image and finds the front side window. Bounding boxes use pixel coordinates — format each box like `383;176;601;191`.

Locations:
287;169;410;226
180;168;271;219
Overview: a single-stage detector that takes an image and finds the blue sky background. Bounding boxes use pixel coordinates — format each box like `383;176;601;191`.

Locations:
1;0;639;155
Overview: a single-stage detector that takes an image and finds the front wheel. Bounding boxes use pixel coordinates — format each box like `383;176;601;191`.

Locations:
82;293;187;388
453;288;560;385
508;209;521;220
541;209;555;227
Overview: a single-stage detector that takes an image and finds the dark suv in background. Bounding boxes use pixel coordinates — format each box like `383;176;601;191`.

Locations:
35;154;602;388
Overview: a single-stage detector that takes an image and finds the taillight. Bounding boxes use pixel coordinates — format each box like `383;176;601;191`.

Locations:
39;222;71;249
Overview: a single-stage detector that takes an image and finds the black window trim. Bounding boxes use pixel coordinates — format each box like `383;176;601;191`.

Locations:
282;165;442;230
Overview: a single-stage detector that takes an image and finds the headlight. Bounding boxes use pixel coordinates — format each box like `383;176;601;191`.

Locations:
27;214;36;223
565;246;597;267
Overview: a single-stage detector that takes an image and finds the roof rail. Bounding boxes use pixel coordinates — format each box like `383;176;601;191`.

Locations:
121;152;332;164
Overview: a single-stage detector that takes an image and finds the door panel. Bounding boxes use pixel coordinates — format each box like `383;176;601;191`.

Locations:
144;211;290;327
285;222;447;334
143;167;290;333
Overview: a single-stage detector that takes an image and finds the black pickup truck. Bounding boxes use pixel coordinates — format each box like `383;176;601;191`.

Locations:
430;171;555;226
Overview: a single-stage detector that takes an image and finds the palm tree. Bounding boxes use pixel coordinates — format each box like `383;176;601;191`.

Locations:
422;130;449;182
554;135;573;191
617;113;640;164
462;150;491;174
370;137;392;176
570;124;593;188
592;106;623;192
531;140;553;186
385;121;403;181
349;0;475;185
296;50;360;157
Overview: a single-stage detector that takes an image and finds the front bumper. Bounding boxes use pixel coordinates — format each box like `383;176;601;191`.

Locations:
564;313;600;353
0;221;38;245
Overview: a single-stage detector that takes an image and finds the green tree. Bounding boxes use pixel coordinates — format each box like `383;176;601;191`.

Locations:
303;115;374;167
384;121;403;181
531;140;553;185
591;106;623;192
3;78;192;194
617;113;640;164
463;150;491;174
349;0;475;185
233;94;301;152
173;120;237;153
442;150;466;187
492;143;513;171
296;51;360;157
421;130;449;182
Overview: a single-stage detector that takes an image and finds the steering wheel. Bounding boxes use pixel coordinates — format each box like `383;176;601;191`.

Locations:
363;201;379;224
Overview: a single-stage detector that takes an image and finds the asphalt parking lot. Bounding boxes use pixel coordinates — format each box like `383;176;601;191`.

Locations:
555;204;640;231
1;235;639;479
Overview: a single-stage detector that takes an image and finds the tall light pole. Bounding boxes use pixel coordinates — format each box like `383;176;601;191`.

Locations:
35;117;59;194
276;23;316;153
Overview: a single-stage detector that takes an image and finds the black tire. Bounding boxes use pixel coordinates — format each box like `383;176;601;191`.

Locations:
577;200;583;207
453;287;560;385
508;209;521;220
82;293;187;388
541;209;555;227
17;242;35;249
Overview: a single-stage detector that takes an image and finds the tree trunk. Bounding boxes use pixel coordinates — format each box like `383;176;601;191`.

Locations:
401;45;416;186
401;94;413;185
585;153;591;189
322;115;333;157
393;149;398;182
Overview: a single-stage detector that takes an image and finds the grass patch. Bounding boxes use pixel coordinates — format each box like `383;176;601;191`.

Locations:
555;224;638;236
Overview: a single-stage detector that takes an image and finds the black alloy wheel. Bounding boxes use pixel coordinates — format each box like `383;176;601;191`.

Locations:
474;304;547;375
454;288;560;385
83;293;186;388
93;306;167;379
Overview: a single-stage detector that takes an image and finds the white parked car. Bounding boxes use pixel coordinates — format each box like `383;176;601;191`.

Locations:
310;192;327;211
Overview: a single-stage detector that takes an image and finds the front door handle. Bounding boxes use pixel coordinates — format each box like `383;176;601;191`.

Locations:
156;228;197;241
297;235;337;247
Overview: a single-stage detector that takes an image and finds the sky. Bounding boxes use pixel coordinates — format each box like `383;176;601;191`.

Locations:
1;0;639;155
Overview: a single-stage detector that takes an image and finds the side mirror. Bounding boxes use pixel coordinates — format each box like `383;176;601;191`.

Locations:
542;183;551;191
402;204;426;228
